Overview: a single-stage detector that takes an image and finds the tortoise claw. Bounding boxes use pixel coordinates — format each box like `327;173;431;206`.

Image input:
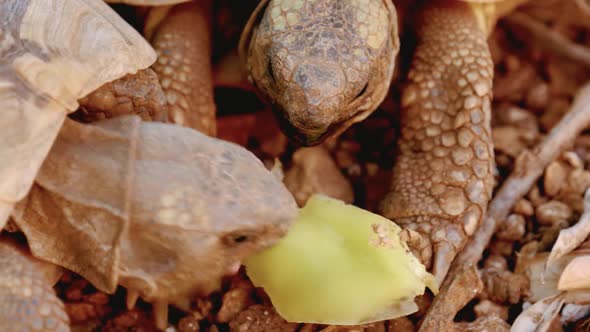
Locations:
432;240;458;285
398;220;466;285
153;300;169;331
126;289;140;310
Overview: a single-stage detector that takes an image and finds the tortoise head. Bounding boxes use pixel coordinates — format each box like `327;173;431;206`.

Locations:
240;0;399;146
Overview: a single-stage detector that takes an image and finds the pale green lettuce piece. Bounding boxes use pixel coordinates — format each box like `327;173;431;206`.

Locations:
245;194;438;325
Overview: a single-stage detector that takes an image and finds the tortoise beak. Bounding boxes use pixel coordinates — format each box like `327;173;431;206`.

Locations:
270;102;369;147
271;104;332;146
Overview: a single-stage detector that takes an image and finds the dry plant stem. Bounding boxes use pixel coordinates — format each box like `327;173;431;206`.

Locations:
419;265;483;331
420;82;590;331
151;0;217;135
547;189;590;270
504;12;590;68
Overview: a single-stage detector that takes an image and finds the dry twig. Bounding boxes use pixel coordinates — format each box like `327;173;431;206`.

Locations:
419;82;590;331
547;189;590;270
504;12;590;67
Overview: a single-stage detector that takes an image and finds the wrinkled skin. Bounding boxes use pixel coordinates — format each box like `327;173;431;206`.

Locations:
12;117;298;322
148;0;218;135
77;68;168;122
240;0;399;145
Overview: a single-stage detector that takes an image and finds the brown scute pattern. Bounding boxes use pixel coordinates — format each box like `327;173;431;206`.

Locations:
0;239;70;332
244;0;398;145
151;0;217;136
381;1;494;283
76;68;168;122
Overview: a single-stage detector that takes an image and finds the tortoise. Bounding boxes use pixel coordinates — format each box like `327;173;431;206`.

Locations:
239;0;526;285
0;0;297;331
0;0;526;331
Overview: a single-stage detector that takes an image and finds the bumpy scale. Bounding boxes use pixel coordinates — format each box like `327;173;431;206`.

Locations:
149;0;217;136
0;238;70;332
381;0;494;284
241;0;399;145
77;68;168;122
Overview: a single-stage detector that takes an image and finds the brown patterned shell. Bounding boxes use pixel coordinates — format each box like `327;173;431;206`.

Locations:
240;0;399;145
0;0;156;228
0;238;70;332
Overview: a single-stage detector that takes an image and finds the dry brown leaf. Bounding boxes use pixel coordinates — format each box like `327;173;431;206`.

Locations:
561;304;590;325
511;295;564;332
0;0;156;228
563;290;590;304
12;116;298;310
547;189;590;270
558;255;590;291
517;252;572;302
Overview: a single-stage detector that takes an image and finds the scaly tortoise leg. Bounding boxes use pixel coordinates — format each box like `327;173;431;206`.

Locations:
0;237;70;332
381;0;494;284
149;0;217;136
76;68;168;123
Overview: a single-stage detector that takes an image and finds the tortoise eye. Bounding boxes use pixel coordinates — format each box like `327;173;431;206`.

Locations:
222;232;256;246
353;83;368;101
267;60;276;82
232;235;248;243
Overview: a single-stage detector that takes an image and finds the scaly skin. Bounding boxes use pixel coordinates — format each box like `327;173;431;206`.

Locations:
0;238;70;332
77;68;168;122
240;0;399;145
243;0;495;284
150;0;217;136
381;0;494;284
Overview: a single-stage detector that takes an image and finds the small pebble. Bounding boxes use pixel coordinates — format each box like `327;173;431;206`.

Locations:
514;198;534;216
525;81;549;110
496;214;526;241
536;200;573;226
544;161;568;196
474;300;509;320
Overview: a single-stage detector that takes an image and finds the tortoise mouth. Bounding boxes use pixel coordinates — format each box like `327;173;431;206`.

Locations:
270;103;363;147
270;104;329;146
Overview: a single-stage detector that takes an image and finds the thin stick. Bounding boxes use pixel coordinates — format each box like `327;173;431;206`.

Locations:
504;12;590;67
419;82;590;331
